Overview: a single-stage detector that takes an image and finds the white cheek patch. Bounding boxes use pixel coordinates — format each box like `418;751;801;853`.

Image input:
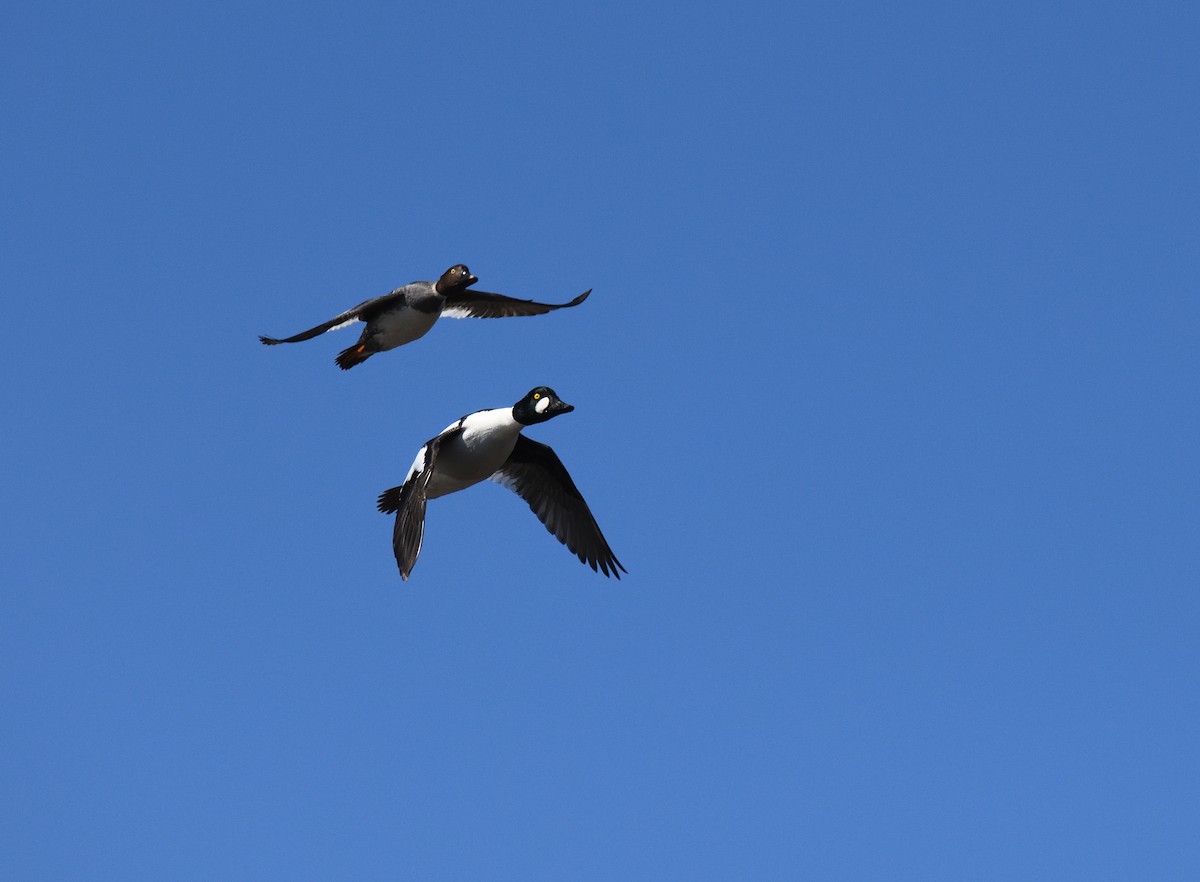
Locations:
535;396;551;414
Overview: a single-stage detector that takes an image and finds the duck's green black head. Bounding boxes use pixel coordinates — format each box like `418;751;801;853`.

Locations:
436;264;479;293
513;386;574;425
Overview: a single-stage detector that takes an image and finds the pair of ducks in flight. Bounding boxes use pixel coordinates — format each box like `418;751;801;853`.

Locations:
261;264;625;581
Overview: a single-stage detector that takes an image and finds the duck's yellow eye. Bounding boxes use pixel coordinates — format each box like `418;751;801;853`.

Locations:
533;393;541;400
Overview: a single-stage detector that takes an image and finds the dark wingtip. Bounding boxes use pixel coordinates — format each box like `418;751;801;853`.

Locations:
259;335;282;345
567;289;592;307
581;551;625;579
601;555;627;579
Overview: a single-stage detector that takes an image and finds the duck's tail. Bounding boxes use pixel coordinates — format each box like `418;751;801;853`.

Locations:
335;342;374;370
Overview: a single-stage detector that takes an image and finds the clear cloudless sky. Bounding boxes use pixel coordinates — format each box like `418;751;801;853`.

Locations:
2;0;1198;878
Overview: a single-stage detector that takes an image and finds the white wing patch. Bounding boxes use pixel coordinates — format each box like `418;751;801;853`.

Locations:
404;419;467;484
328;317;363;333
404;444;429;483
439;304;474;320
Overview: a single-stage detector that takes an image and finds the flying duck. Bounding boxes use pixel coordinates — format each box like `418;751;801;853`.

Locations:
377;387;626;581
259;264;591;370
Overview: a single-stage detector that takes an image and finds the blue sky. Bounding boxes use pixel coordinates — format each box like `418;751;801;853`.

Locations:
3;0;1198;878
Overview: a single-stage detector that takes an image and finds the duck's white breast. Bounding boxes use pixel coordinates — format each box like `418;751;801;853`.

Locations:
373;303;441;349
427;408;521;498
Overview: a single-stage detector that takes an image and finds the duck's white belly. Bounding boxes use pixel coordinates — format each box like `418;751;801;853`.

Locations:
426;409;520;499
373;304;441;349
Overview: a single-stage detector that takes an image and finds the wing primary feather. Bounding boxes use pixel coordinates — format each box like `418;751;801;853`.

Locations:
380;429;461;581
491;435;626;578
259;288;409;345
441;288;591;320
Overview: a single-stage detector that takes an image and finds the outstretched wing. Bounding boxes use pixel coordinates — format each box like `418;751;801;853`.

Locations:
259;289;409;345
377;425;463;580
491;435;626;578
441;288;591;320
